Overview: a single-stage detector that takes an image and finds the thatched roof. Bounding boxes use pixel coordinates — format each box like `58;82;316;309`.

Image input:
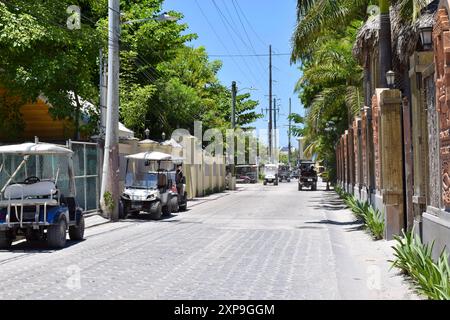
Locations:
353;1;437;67
353;15;379;65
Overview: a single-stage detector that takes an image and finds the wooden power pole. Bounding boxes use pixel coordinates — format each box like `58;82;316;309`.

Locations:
100;0;120;221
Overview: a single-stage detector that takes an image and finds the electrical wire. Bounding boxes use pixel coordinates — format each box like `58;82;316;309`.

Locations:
194;0;255;87
210;0;263;89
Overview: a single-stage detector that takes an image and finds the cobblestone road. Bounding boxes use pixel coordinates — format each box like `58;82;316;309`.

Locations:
0;181;419;299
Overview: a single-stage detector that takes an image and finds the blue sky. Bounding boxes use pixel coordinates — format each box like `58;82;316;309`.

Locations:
162;0;303;148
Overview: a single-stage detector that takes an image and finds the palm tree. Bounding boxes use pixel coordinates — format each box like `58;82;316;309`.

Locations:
292;0;433;64
379;0;392;87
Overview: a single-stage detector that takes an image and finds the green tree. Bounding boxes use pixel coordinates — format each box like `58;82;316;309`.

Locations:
0;0;101;139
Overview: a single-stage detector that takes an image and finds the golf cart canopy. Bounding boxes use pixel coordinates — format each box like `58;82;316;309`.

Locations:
0;143;73;156
126;151;184;162
126;151;173;161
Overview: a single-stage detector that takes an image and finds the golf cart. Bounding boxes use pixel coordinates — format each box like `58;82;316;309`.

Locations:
278;164;291;182
263;163;279;186
119;151;185;220
298;160;317;191
291;168;299;179
0;143;84;249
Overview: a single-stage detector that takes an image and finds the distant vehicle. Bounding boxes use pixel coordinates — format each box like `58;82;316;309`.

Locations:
298;160;318;191
291;169;300;179
278;165;291;182
0;143;85;249
236;165;258;184
263;164;279;186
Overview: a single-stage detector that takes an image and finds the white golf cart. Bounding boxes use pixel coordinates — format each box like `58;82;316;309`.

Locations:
263;163;279;186
119;151;184;220
0;143;84;249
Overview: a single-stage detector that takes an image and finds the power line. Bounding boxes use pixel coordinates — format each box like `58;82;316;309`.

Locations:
210;0;263;88
233;0;268;48
194;0;254;87
209;53;290;57
228;0;267;76
79;11;164;81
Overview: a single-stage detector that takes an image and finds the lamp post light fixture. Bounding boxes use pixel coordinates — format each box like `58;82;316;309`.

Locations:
122;12;178;25
419;26;433;51
386;70;395;89
144;128;150;139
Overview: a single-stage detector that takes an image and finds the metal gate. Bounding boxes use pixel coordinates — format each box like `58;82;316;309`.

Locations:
68;140;99;213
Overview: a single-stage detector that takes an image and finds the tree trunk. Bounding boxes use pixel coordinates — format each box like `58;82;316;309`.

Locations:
379;0;392;88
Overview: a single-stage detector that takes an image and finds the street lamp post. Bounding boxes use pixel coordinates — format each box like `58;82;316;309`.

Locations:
419;26;433;51
100;3;177;221
386;70;395;89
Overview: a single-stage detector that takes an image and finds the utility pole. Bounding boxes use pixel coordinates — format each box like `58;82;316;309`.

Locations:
99;48;107;138
273;97;277;161
100;0;120;221
231;81;237;180
268;45;273;162
231;81;237;129
288;97;292;168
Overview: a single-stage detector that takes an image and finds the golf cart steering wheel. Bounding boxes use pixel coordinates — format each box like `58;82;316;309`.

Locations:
24;176;40;184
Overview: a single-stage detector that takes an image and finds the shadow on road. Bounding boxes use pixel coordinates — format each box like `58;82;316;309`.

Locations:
303;188;366;233
307;191;348;211
3;239;85;252
124;212;181;222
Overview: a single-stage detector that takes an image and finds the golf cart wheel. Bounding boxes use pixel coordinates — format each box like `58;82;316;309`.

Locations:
162;201;172;217
274;180;278;186
47;217;67;248
150;201;162;220
298;184;302;191
312;183;317;191
119;200;128;219
263;180;267;186
69;215;85;241
287;178;291;183
0;231;12;249
179;193;188;211
171;197;180;213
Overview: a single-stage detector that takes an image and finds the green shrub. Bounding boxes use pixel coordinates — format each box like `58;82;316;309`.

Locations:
334;188;384;240
391;230;450;300
365;206;384;240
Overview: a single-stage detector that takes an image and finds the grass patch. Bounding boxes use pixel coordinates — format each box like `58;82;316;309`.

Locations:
390;230;450;300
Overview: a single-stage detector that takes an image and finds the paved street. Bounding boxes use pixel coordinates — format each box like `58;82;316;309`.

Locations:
0;181;418;299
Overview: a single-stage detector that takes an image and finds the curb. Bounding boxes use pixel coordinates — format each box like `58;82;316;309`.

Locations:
84;214;110;229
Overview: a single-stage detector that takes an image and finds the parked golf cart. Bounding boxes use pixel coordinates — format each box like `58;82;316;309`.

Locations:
0;143;84;249
278;164;291;182
119;151;185;220
263;163;279;186
298;161;317;191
